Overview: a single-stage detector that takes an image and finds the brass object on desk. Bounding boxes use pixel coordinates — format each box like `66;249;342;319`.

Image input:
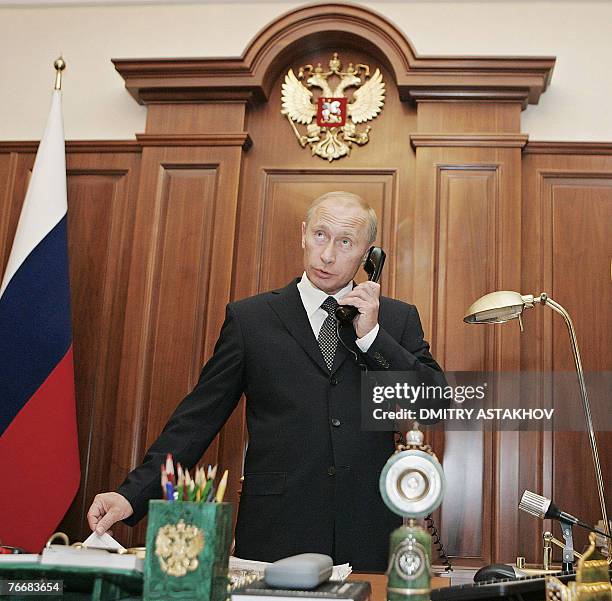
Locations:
545;532;554;570
45;532;70;547
545;533;612;601
154;519;205;577
125;546;146;559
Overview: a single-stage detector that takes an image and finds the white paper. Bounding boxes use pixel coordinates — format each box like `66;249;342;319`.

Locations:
82;531;126;551
41;546;142;572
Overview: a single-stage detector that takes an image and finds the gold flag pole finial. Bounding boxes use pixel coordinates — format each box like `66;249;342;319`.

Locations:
54;57;66;90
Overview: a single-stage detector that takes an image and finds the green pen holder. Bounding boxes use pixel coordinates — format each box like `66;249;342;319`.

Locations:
143;500;232;601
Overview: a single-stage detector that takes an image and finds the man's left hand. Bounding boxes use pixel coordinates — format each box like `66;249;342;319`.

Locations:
338;281;380;338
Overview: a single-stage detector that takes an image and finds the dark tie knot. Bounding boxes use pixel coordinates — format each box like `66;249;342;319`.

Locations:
321;296;338;315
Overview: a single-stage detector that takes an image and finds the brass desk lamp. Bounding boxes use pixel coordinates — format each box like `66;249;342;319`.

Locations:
463;291;612;560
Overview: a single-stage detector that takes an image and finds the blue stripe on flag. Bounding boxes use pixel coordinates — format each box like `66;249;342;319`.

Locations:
0;216;72;435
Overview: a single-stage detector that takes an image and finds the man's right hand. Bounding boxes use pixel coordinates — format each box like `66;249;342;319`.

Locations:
87;492;134;535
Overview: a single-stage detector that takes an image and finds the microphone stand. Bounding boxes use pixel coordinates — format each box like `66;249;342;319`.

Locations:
559;519;575;573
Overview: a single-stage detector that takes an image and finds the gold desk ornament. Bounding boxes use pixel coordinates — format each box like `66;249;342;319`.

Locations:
154;518;205;577
281;52;385;161
546;533;612;601
45;531;70;548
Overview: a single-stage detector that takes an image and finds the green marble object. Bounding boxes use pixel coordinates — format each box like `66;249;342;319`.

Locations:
386;521;432;601
143;501;232;601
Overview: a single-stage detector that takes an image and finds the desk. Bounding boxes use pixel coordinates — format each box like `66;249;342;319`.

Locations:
349;573;449;601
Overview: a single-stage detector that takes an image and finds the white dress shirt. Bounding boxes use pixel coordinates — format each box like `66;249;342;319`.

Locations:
296;272;379;352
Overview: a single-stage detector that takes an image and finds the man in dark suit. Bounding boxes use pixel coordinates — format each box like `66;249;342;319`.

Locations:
87;191;445;571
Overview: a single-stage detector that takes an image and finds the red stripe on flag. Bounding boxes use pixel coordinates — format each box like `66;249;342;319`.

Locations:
0;346;80;552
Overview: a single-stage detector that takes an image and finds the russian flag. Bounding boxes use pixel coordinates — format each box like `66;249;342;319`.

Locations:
0;89;80;551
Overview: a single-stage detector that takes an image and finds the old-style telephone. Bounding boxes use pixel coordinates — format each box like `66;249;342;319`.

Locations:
335;246;386;323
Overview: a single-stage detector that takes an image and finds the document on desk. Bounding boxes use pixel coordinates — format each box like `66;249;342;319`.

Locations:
0;554;40;563
41;545;143;572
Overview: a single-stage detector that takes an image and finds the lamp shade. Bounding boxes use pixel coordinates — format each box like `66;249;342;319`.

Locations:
463;291;534;324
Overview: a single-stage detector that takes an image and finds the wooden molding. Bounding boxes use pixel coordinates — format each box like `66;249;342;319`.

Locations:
524;141;612;155
408;90;532;109
135;133;252;150
0;140;141;154
113;2;555;108
410;134;529;149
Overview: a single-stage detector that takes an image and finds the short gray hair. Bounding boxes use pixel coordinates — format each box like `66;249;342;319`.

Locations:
305;191;377;245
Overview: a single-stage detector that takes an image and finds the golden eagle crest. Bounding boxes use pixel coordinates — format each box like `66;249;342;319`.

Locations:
281;53;385;161
155;519;205;577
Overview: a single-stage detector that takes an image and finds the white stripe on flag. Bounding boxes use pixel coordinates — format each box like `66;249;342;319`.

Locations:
0;90;67;299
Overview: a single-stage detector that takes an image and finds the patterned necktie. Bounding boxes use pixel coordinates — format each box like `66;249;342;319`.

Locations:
318;296;339;370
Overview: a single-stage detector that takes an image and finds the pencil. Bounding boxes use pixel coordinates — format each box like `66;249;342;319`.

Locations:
215;470;229;503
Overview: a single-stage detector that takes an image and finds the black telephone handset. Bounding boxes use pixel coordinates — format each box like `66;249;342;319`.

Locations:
335;246;386;323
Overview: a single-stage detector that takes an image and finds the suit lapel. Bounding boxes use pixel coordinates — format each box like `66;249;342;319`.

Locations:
268;279;330;375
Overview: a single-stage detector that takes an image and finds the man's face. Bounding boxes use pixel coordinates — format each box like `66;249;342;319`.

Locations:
301;198;371;294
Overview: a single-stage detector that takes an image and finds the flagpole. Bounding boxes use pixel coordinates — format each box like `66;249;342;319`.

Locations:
54;57;66;91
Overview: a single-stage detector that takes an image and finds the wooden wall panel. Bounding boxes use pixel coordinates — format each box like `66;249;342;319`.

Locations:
0;153;34;278
111;143;246;546
142;166;218;447
433;166;499;564
435;166;499;371
0;152;18;273
521;158;612;563
62;161;140;541
412;137;523;565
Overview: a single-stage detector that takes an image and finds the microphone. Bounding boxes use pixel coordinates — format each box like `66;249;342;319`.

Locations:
519;490;612;539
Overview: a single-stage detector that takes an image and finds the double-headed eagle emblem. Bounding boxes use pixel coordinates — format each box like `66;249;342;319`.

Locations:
155;519;205;577
281;53;385;161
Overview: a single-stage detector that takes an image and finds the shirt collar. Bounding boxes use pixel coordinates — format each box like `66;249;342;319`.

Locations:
297;271;353;319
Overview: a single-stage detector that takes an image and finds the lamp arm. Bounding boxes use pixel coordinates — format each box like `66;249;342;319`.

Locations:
539;293;612;560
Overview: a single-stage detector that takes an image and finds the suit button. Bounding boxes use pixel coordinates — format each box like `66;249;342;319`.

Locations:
327;466;336;476
331;418;341;427
330;376;338;385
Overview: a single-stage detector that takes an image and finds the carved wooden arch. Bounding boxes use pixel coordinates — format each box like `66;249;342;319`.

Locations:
113;2;555;109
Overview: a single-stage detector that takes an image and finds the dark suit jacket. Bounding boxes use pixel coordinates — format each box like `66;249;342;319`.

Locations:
117;278;445;571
